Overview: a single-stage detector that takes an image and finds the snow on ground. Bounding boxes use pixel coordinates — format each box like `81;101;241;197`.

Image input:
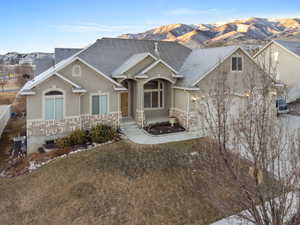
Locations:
210;192;297;225
210;114;300;225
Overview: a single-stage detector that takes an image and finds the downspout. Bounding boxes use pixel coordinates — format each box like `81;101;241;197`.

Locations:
186;90;190;130
117;92;120;128
79;93;84;130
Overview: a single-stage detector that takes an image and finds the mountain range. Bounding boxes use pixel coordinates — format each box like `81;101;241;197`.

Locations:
1;17;300;65
120;17;300;48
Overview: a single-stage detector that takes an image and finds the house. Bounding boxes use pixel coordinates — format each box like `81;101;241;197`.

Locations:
254;40;300;102
19;38;265;153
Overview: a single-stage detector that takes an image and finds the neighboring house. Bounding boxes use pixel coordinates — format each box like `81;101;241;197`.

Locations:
254;40;300;102
19;38;264;153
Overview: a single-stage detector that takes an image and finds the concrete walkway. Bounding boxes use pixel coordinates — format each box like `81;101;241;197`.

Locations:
120;122;204;144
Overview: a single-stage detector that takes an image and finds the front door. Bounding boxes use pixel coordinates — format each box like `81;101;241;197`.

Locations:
121;92;129;117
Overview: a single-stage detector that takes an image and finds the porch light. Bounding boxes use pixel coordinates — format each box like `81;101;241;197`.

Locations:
191;96;198;102
270;91;277;96
244;91;251;97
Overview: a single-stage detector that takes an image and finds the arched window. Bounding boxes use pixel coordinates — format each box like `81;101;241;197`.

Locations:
72;64;82;77
44;90;64;120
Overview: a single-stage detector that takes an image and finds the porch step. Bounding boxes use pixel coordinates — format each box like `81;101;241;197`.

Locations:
120;121;139;130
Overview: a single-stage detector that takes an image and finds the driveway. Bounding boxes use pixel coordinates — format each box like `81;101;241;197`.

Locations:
280;114;300;131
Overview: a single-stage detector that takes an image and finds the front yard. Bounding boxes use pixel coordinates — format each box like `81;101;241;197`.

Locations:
0;138;276;225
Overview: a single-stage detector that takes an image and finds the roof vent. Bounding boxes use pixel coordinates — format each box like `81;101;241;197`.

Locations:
154;42;160;58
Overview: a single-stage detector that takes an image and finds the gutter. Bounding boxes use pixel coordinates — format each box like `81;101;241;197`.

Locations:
172;86;200;91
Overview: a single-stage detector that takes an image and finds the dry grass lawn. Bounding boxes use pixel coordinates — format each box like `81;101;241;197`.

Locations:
0;138;269;225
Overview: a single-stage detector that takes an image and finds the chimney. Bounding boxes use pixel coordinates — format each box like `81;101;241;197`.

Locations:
154;42;160;58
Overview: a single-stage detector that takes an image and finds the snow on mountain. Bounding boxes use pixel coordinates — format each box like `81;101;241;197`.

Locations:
119;17;300;48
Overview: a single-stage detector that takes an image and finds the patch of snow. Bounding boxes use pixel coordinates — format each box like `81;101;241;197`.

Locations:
190;151;199;156
211;192;297;225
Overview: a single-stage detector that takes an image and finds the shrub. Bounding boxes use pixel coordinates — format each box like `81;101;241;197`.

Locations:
38;147;45;154
68;129;86;146
90;124;117;144
55;137;71;149
55;129;87;149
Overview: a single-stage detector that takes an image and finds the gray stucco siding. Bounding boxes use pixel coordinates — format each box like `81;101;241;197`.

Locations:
196;49;263;95
173;89;188;112
144;62;175;82
256;42;300;90
27;75;80;120
58;60;119;114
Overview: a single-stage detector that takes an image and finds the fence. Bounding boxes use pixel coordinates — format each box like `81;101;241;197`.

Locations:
0;105;11;138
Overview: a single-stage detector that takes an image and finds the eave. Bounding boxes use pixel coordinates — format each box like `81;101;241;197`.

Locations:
172;86;200;91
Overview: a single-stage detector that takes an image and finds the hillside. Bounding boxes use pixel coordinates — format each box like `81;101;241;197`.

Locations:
0;52;54;65
120;17;300;48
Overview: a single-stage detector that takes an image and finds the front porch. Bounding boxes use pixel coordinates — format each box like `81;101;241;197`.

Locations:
120;118;202;145
119;78;174;127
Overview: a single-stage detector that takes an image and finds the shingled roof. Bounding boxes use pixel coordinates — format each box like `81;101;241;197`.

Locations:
177;46;239;87
21;38;247;94
55;48;82;64
78;38;192;77
274;40;300;58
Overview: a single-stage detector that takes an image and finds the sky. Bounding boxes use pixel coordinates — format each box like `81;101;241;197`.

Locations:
0;0;299;54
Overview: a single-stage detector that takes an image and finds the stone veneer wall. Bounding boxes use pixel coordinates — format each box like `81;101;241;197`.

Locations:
27;112;119;138
169;108;188;130
81;113;119;130
136;110;144;127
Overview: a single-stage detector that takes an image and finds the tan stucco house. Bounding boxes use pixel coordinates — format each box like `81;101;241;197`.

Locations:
20;38;264;153
254;40;300;102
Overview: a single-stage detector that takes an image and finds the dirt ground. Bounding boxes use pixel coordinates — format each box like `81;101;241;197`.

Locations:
0;118;26;170
0;91;26;170
0;139;276;225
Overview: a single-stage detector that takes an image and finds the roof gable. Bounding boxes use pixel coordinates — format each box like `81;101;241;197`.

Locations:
112;52;157;76
139;59;178;75
274;40;300;59
177;46;239;87
254;40;300;60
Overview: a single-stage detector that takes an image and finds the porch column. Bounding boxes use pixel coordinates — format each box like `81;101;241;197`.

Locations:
136;81;145;127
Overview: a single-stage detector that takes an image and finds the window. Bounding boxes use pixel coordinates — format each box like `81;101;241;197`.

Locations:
44;90;64;120
144;80;164;109
72;64;81;77
92;94;108;115
231;56;243;71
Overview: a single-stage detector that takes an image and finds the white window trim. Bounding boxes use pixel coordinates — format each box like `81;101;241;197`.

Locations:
231;55;243;72
90;92;110;115
72;64;82;77
144;80;164;110
42;88;65;121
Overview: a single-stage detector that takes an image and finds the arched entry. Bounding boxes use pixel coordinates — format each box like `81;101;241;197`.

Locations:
143;78;173;124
